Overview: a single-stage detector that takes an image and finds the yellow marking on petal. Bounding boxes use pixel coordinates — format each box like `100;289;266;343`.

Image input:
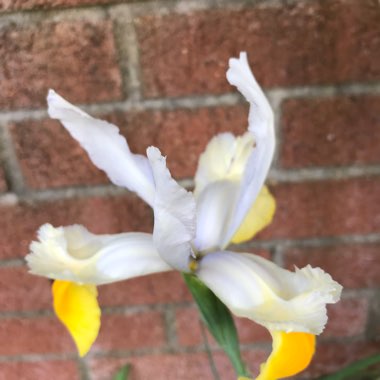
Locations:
231;186;276;244
256;331;316;380
52;280;101;357
238;377;253;380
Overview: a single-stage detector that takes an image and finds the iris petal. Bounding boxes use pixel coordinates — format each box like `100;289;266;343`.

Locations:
52;280;101;356
256;331;315;380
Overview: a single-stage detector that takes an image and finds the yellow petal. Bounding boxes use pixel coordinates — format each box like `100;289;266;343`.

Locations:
52;280;101;357
256;331;316;380
231;186;276;244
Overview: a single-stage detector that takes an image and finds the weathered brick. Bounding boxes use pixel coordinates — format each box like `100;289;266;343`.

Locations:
0;317;74;355
89;350;269;380
258;178;380;240
281;96;380;168
99;272;191;307
0;360;79;380
10;119;108;189
0;20;122;110
302;342;380;378
0;0;134;12
175;307;270;347
136;0;380;98
0;194;152;259
284;243;380;289
93;312;166;352
0;266;51;312
10;105;247;189
324;298;369;338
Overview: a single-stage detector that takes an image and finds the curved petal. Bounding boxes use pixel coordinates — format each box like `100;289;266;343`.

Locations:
52;280;100;356
26;224;171;285
47;90;155;206
197;251;342;334
147;147;196;271
230;185;276;244
222;52;275;246
256;331;315;380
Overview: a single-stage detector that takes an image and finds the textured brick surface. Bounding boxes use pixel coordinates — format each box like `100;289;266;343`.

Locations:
10;105;247;189
0;266;51;312
324;298;368;337
259;178;380;240
284;243;380;289
0;167;7;192
303;342;380;378
0;0;135;11
0;20;122;110
136;0;380;98
281;96;380;168
0;317;74;355
0;361;79;380
10;119;108;189
0;195;152;259
99;272;191;307
175;307;270;347
93;312;166;352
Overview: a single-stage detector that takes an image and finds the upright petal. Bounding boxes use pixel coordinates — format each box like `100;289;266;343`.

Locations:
147;147;196;271
52;280;100;357
47;90;155;206
197;251;342;334
26;224;171;285
222;53;275;246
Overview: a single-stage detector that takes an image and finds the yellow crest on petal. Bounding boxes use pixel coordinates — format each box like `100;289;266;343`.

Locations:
52;280;101;357
256;331;316;380
231;185;276;244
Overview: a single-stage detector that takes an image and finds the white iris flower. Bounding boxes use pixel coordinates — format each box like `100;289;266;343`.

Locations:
26;53;342;379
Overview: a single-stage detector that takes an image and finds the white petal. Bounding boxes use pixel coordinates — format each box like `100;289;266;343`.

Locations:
26;224;171;285
147;147;196;271
221;53;275;245
47;90;155;206
193;180;239;252
197;251;342;334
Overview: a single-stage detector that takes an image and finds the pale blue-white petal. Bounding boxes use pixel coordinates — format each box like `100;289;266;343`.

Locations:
47;90;155;206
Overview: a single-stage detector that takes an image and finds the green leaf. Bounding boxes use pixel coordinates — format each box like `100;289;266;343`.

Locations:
113;364;131;380
183;273;250;377
317;354;380;380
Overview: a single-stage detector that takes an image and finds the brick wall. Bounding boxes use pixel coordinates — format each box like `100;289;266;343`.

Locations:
0;0;379;379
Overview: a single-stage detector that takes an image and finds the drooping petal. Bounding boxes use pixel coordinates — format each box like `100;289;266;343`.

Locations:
197;251;342;334
256;331;315;380
231;185;276;244
147;146;196;272
52;280;100;357
47;90;154;206
221;52;275;246
27;224;171;285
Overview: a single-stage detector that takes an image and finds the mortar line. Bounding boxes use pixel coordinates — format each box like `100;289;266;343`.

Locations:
0;82;378;124
162;304;179;350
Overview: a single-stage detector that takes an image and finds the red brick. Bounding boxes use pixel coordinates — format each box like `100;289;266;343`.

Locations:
281;96;380;168
99;272;191;306
136;0;380;98
258;178;380;240
89;350;269;380
10;105;247;189
93;312;166;352
0;194;152;259
301;341;380;379
0;266;51;312
10;119;108;189
284;243;380;289
175;307;270;347
0;0;137;11
0;20;122;110
0;317;74;355
324;298;368;338
0;360;79;380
